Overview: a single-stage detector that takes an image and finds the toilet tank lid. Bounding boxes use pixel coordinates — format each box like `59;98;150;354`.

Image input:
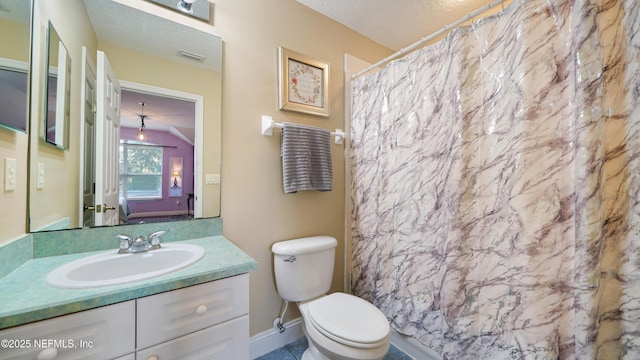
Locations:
271;236;337;255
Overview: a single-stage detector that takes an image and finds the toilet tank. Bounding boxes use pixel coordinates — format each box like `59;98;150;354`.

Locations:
271;236;338;302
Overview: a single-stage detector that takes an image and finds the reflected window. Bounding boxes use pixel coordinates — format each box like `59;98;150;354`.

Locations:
0;66;28;133
120;144;163;199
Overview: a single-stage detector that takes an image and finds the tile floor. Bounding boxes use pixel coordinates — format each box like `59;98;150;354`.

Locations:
256;337;413;360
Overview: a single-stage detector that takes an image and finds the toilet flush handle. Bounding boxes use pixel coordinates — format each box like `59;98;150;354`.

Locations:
284;255;296;263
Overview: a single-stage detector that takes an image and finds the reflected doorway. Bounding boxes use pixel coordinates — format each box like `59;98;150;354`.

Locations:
80;57;204;228
119;85;201;224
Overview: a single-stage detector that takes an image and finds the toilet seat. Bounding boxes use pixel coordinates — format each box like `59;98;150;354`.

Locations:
306;293;390;349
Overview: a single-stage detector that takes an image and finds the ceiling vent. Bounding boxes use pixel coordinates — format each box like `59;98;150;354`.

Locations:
177;49;206;62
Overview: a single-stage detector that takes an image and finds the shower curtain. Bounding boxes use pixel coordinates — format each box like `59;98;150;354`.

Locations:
349;0;640;358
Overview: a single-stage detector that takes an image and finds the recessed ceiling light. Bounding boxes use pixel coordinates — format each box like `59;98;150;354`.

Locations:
177;0;196;14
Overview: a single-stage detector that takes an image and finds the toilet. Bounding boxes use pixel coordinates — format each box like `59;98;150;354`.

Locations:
271;236;390;360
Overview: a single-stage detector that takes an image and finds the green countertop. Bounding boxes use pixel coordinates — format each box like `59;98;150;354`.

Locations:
0;236;257;330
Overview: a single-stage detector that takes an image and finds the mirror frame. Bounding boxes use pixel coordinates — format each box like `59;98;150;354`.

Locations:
28;0;222;233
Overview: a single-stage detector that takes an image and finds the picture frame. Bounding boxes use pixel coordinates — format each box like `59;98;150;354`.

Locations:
278;47;330;118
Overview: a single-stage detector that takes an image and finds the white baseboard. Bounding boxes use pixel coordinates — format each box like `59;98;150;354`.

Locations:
390;329;442;360
250;318;305;359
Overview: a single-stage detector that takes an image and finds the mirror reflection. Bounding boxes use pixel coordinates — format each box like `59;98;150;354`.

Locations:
44;21;71;149
29;0;222;232
114;89;198;226
0;0;31;134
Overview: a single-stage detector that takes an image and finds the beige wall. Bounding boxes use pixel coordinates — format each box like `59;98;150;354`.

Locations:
212;0;391;336
0;19;30;60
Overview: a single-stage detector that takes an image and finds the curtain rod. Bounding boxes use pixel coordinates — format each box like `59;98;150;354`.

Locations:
351;0;509;80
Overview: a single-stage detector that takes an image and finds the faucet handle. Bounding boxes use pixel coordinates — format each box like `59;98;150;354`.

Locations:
148;230;166;249
115;234;132;253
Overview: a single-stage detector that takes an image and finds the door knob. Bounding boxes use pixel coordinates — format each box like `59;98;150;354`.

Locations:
103;204;116;211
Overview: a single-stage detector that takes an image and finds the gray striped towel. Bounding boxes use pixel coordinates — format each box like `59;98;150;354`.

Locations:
281;122;333;193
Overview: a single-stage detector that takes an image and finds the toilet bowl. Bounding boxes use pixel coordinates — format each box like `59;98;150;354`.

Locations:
299;293;390;360
271;236;391;360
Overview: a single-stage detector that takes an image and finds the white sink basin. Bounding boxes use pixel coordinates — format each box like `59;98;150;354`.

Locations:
46;243;205;289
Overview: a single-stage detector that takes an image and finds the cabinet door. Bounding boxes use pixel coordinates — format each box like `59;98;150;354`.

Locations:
137;274;249;349
0;301;135;360
136;315;249;360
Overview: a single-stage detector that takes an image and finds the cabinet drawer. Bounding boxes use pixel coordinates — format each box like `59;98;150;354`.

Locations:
137;315;249;360
137;274;249;349
0;301;135;360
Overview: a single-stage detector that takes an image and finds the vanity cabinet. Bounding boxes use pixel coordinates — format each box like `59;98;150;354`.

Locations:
0;301;135;359
0;274;250;360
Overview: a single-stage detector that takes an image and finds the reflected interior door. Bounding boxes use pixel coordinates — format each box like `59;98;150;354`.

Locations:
95;51;121;226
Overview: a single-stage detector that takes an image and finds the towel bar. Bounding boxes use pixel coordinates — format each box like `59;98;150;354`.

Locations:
261;115;345;145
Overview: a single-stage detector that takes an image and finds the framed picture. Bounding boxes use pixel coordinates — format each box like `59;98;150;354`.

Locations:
278;47;330;117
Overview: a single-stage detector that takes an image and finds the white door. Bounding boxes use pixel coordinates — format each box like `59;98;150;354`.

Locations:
95;51;121;226
81;47;97;227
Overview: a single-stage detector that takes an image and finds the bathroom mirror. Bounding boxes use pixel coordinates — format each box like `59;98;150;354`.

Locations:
28;0;221;232
0;0;31;134
44;21;71;149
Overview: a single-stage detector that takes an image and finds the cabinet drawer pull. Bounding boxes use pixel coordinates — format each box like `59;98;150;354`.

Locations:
195;304;208;315
146;355;159;360
37;347;58;360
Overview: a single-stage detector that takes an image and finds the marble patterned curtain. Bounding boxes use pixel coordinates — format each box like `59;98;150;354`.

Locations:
349;0;640;358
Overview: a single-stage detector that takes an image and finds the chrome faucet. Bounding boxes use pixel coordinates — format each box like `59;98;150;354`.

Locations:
116;230;166;254
148;230;165;250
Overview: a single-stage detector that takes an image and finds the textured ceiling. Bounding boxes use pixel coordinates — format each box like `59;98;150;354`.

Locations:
0;0;30;23
296;0;503;50
83;0;221;72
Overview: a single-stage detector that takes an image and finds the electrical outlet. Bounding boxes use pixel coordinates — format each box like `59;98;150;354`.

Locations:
4;158;16;191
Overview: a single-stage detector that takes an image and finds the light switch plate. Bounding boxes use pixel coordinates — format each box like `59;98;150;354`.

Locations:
205;173;221;184
37;162;45;189
4;158;16;191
